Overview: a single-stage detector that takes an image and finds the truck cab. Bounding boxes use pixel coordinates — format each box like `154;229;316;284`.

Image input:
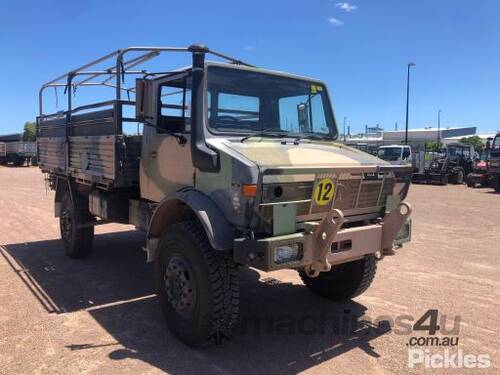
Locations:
37;45;413;347
377;145;412;165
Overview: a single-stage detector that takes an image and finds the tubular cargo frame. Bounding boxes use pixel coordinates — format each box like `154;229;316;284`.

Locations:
37;46;252;189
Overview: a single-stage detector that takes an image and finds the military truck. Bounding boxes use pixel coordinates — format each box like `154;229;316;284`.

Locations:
2;141;37;166
37;45;413;347
490;133;500;192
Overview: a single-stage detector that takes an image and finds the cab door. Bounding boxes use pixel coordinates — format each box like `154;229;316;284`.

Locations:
402;146;412;165
140;72;195;202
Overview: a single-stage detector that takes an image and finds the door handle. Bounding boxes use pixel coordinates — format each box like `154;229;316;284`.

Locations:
150;151;158;158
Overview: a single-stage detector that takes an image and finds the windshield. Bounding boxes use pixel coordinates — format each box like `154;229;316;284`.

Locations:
206;66;337;139
377;147;402;161
478;149;490;161
446;146;472;159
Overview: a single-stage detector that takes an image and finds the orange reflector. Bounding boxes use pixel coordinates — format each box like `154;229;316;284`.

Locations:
242;184;257;197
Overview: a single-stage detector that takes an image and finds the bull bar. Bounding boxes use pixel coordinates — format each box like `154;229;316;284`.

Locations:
234;164;413;275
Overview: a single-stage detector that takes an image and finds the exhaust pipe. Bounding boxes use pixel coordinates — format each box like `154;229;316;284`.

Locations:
189;44;219;172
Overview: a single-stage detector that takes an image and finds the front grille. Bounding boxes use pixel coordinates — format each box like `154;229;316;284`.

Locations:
357;181;382;208
332;179;360;210
257;172;396;232
333;176;394;211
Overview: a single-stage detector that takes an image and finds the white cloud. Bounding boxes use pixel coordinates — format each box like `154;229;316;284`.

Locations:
243;45;256;51
327;17;344;26
335;2;357;12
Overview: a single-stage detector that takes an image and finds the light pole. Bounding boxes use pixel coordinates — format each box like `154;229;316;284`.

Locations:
437;110;441;148
343;116;347;142
404;62;416;145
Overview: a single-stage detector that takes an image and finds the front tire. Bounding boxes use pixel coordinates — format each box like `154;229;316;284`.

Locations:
154;220;239;347
451;169;464;184
299;255;377;301
59;194;94;258
466;174;474;188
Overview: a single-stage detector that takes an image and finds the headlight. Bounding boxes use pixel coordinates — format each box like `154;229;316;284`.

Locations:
274;243;303;265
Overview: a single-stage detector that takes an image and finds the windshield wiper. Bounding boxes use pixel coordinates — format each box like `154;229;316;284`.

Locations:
240;128;289;142
293;132;332;142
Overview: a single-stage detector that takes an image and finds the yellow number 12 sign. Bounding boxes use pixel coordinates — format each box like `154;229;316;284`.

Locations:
313;178;335;206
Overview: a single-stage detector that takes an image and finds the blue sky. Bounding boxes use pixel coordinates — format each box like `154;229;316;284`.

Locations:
1;0;499;135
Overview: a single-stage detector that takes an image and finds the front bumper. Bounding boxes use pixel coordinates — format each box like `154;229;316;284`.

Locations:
234;201;412;273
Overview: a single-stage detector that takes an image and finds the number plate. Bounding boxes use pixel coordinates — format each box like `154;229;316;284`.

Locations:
310;174;337;214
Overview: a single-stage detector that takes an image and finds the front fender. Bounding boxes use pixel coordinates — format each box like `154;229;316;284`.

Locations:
147;189;234;252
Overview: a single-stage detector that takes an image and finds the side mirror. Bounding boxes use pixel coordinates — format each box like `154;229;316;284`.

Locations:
135;78;154;121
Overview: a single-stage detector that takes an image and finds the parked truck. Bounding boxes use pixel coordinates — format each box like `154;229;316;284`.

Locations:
0;142;5;164
37;45;413;347
377;145;412;166
1;141;37;166
490;132;500;192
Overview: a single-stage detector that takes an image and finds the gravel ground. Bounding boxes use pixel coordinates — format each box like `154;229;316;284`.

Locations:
0;166;498;374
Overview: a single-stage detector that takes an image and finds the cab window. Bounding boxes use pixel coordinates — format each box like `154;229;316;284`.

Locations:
159;75;191;133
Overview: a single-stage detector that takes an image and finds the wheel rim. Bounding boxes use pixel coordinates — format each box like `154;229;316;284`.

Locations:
164;255;196;316
60;208;72;242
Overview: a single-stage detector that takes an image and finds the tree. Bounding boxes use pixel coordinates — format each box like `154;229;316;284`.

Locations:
425;141;441;152
23;121;36;141
460;136;483;152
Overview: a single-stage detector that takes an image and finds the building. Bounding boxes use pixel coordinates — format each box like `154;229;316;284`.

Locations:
0;133;22;142
345;126;477;151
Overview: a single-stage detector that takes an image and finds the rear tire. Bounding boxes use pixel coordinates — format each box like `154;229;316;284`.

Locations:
14;156;25;167
299;255;377;301
440;174;448;185
154;220;239;347
495;176;500;193
59;194;94;258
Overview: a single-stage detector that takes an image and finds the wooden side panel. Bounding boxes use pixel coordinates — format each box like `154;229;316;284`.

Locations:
69;136;116;180
38;135;141;189
38;138;66;171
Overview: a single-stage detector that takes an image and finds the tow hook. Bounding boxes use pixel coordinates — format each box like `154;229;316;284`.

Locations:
304;209;344;278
